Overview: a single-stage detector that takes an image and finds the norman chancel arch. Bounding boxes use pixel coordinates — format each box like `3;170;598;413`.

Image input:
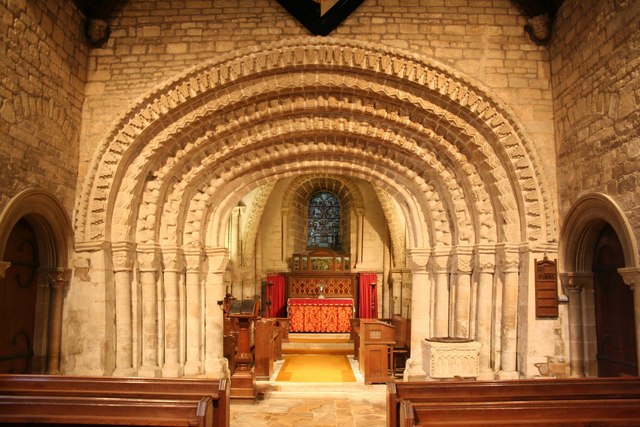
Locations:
70;37;559;380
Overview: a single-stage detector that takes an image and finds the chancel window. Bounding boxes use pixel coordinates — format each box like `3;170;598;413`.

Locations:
307;191;340;249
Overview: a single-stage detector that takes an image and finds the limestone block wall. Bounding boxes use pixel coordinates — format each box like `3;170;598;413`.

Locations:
0;0;86;213
552;0;640;242
78;0;557;196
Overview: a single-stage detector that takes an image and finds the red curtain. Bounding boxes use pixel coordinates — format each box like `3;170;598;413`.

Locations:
266;273;286;318
358;273;378;318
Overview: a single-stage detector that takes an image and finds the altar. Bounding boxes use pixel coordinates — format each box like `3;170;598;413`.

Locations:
288;297;354;333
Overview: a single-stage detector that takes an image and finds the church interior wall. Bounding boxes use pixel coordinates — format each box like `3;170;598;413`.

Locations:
0;0;87;215
2;0;637;380
552;0;640;255
78;0;557;198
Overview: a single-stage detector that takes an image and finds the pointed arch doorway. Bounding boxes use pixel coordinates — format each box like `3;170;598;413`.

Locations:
593;224;638;377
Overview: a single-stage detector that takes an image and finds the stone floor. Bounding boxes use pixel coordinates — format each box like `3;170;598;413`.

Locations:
230;356;387;427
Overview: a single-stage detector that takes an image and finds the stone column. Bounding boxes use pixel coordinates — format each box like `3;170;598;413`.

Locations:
453;248;473;339
280;208;289;264
137;245;161;377
432;249;450;338
204;247;230;378
112;242;136;376
184;248;204;376
162;247;184;377
404;248;430;381
559;272;589;377
619;267;640;372
496;246;519;379
45;269;70;374
355;208;365;268
475;247;495;379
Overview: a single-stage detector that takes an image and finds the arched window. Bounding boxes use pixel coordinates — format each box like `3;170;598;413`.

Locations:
307;191;340;249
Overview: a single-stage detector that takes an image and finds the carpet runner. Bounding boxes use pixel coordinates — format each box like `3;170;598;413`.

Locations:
275;354;356;382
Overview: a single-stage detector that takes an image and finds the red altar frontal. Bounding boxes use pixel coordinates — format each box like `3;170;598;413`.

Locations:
288;298;354;333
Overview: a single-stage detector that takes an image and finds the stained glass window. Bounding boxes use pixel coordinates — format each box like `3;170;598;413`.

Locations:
307;191;340;248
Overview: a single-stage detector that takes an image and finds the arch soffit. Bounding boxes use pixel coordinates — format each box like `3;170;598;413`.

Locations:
134;110;490;248
76;37;555;248
560;192;639;272
201;161;432;249
0;188;73;267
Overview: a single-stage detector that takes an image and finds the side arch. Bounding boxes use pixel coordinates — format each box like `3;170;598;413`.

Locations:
0;188;73;374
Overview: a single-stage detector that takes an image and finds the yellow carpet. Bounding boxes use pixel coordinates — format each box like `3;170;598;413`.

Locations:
276;354;356;382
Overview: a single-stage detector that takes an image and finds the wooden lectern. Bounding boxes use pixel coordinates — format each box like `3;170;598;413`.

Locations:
357;319;395;384
228;299;260;399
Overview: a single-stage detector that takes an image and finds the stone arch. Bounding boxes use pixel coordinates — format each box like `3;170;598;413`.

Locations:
75;37;557;253
560;193;638;272
0;188;73;374
559;192;640;377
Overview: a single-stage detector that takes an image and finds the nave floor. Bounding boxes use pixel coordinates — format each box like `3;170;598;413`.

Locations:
230;355;387;427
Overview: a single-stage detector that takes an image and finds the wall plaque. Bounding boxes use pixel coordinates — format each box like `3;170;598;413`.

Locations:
535;256;559;318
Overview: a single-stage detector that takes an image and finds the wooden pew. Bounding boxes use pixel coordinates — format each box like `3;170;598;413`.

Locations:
390;315;410;378
400;398;640;426
254;318;282;380
388;377;640;427
0;374;230;427
0;394;214;426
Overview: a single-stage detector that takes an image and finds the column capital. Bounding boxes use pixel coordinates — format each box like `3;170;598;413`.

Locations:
432;247;452;272
497;245;520;273
137;244;160;272
46;268;72;289
0;261;10;279
112;242;136;272
184;248;205;272
475;246;496;273
452;247;474;273
558;272;592;292
407;247;430;269
161;246;184;272
205;247;229;273
618;267;640;291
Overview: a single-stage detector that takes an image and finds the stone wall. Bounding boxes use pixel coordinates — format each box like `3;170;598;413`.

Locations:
552;0;640;243
79;0;557;196
0;0;86;213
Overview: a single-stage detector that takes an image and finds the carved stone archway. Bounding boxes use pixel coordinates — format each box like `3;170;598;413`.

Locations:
72;37;557;378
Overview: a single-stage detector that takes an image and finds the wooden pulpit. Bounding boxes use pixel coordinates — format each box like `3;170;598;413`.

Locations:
358;319;395;384
228;299;260;399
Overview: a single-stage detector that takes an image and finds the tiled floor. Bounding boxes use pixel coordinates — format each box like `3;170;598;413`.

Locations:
230;357;387;427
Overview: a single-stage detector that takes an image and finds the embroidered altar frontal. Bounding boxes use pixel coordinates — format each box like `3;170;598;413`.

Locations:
288;298;353;333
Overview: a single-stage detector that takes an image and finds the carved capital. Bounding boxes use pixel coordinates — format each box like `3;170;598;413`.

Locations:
162;246;183;272
618;267;640;291
558;272;592;293
184;249;204;272
0;261;10;279
111;242;136;272
432;249;451;273
407;248;430;270
452;247;474;273
205;247;229;272
47;269;71;290
137;245;160;272
475;247;496;273
498;245;519;273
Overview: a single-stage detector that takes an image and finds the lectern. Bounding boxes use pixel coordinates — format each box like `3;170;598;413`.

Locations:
228;299;260;399
357;319;395;384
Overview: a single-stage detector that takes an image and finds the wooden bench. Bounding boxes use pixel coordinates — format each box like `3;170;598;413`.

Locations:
400;398;640;426
0;374;230;427
388;377;640;427
0;394;214;426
